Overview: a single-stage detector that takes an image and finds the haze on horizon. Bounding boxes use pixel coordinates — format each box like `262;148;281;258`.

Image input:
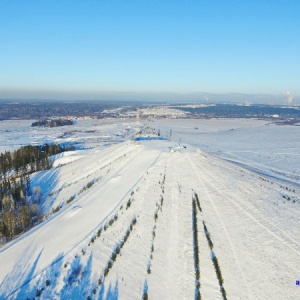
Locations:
1;1;299;104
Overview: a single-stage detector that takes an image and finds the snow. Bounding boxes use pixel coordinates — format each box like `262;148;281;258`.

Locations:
153;118;300;185
0;118;299;300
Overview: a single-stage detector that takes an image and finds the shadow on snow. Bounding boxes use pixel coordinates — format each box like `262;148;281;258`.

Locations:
30;168;59;212
59;253;93;299
98;279;119;300
0;248;43;299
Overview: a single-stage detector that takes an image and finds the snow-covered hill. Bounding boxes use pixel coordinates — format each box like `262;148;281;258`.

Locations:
0;119;299;300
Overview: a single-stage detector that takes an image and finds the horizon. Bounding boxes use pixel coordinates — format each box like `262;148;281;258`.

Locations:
0;91;299;105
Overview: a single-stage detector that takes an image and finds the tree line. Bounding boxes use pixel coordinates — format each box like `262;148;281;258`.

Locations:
0;143;75;177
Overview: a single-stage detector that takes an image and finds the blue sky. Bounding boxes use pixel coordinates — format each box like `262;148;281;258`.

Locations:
0;1;299;103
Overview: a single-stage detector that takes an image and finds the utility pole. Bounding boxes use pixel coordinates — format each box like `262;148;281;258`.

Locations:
169;129;172;141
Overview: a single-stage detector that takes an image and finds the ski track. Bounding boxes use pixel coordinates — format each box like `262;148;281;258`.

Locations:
188;154;252;300
193;151;300;257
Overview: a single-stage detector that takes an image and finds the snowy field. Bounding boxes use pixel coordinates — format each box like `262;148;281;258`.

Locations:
0;118;299;300
0;118;138;153
153;118;300;186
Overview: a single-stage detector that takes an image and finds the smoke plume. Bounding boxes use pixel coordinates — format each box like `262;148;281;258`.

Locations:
286;91;294;105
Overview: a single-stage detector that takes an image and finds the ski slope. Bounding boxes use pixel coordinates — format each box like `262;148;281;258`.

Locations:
0;119;299;300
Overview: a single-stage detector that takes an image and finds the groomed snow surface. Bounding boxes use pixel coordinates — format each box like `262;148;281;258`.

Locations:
0;118;299;300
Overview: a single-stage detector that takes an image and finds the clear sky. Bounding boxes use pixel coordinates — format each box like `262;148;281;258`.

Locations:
0;1;299;103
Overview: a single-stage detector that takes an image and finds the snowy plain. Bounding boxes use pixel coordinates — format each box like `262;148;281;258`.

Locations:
0;118;299;300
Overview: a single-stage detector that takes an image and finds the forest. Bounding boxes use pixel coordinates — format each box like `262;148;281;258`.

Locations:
0;143;75;241
31;118;73;127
